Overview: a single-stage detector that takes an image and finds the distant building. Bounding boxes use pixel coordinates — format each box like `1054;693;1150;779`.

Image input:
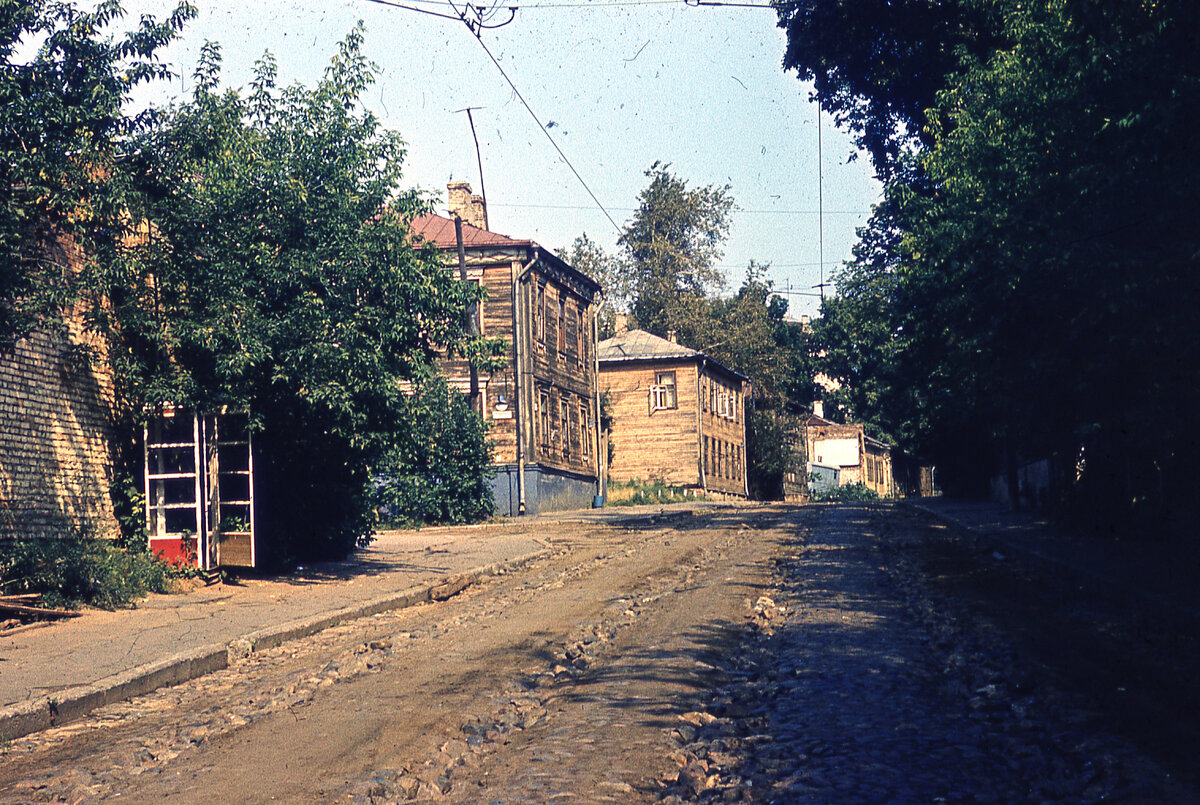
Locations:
598;327;748;498
800;409;896;498
409;183;603;515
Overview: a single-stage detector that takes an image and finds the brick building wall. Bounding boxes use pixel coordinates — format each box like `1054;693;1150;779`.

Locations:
0;307;119;541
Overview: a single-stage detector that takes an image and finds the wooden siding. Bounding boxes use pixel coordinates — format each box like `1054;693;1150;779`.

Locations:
698;369;748;496
524;270;598;478
602;360;701;487
431;247;600;486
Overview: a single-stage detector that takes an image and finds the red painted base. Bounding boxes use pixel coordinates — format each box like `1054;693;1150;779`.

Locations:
149;537;198;567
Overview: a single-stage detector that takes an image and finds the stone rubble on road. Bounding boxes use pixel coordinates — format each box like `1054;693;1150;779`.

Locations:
655;505;1193;805
2;505;1193;804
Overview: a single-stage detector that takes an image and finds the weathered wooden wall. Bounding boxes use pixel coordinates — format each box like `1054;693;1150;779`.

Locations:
435;247;600;487
525;266;598;480
698;369;747;496
603;359;700;487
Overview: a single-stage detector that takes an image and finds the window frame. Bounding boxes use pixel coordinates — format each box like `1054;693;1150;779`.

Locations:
557;294;567;354
561;396;571;457
535;283;547;348
539;388;551;446
653;370;678;410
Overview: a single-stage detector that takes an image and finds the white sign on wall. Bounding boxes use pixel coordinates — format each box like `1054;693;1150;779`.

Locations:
814;437;860;467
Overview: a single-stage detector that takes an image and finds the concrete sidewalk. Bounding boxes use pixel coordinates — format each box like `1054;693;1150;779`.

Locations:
0;523;550;740
903;497;1200;622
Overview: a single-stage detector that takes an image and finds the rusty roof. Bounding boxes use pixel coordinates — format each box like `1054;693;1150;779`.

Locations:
409;213;531;249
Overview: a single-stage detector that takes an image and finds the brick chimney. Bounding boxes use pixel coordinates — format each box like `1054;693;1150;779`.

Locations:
614;313;629;336
665;330;677;344
447;181;487;231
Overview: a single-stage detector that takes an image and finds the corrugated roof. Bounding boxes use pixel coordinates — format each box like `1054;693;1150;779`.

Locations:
409;213;531;249
597;329;702;362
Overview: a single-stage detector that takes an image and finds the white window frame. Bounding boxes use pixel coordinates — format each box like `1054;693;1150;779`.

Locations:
649;371;678;412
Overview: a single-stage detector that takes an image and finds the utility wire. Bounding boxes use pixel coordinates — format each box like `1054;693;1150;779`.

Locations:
470;35;623;234
492;202;865;214
363;0;623;233
367;0;768;8
362;0;473;23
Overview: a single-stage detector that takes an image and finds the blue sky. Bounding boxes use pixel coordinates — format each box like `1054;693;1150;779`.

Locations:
120;0;881;318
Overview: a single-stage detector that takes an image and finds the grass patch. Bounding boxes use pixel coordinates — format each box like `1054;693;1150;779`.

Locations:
0;532;173;610
607;479;702;507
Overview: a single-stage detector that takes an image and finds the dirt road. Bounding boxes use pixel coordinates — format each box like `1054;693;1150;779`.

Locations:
0;504;1194;803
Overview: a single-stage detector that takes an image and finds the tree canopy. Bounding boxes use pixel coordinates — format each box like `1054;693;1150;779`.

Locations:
803;0;1200;536
618;162;734;342
93;30;489;558
0;0;194;346
2;3;496;558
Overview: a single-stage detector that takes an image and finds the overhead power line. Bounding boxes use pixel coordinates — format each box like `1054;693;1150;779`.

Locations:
491;202;866;215
363;0;623;234
365;0;771;9
469;35;623;233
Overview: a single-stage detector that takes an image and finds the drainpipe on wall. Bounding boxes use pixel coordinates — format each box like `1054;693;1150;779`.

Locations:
512;252;540;515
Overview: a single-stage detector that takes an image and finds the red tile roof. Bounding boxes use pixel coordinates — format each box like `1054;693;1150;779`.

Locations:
409;213;531;249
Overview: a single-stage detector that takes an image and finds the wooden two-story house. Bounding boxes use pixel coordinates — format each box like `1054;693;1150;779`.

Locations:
598;327;748;498
409;183;602;515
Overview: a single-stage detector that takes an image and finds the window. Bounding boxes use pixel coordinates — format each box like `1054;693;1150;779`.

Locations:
539;389;551;446
579;311;588;367
535;284;546;347
561;397;571;457
564;302;575;359
649;371;677;412
580;402;590;461
558;295;567;354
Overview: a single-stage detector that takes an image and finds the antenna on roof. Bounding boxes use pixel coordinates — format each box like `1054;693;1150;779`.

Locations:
455;106;489;231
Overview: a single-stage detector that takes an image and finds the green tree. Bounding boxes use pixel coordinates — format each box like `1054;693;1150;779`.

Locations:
0;0;194;346
776;0;1006;177
689;264;818;499
618;163;733;341
559;233;630;340
375;374;494;527
810;0;1200;535
99;31;490;560
695;262;814;412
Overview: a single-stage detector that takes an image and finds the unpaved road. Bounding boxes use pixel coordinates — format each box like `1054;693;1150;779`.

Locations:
1;504;1195;803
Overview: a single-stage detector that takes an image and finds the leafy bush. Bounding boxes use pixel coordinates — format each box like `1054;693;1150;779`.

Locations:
810;482;880;503
374;375;495;528
0;533;171;610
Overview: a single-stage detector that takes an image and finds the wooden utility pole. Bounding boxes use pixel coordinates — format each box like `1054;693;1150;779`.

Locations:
454;215;480;414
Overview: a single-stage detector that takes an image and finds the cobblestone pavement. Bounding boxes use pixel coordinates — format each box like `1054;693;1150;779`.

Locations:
0;503;1194;804
655;504;1197;804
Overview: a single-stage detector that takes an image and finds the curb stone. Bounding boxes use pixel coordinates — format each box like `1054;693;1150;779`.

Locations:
0;548;549;742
